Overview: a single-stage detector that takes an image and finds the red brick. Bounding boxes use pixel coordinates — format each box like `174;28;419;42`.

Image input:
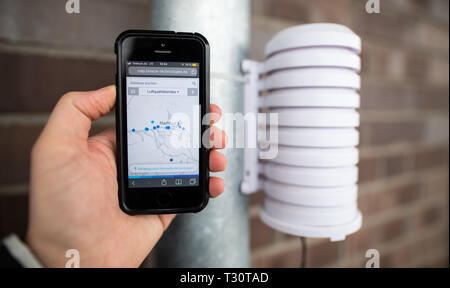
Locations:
0;195;29;239
0;51;115;112
252;0;311;23
382;244;413;268
421;230;449;265
0;125;43;183
382;233;448;268
405;52;430;81
429;0;450;24
422;175;449;199
0;0;149;50
252;245;302;268
347;223;380;256
412;204;448;230
306;240;340;267
358;157;379;183
366;122;425;146
414;20;450;53
250;216;278;250
303;0;352;26
384;154;412;177
380;217;408;242
381;0;425;13
414;147;449;170
249;190;265;207
408;0;430;11
415;86;449;112
358;192;382;216
421;206;445;225
253;239;340;268
359;183;421;218
360;83;415;110
360;84;449;114
361;44;390;78
358;123;372;147
428;55;450;86
393;184;421;206
361;44;406;81
352;3;417;45
423;257;449;268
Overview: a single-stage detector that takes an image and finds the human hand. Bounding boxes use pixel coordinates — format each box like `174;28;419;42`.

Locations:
26;86;227;267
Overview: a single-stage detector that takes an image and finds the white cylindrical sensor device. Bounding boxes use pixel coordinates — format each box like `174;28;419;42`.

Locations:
259;23;363;241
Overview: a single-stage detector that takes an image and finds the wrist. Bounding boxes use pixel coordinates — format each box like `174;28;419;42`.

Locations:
26;231;64;268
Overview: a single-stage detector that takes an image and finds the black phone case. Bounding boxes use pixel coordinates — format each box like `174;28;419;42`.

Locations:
114;30;210;215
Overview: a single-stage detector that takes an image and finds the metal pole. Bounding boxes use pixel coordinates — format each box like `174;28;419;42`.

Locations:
149;0;251;267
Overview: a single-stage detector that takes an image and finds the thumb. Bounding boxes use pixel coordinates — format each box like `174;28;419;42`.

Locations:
41;86;116;144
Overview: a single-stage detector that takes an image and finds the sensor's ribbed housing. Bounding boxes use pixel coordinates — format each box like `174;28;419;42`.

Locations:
260;24;362;241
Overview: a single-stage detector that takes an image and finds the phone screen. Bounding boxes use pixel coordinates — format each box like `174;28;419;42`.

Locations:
126;61;200;188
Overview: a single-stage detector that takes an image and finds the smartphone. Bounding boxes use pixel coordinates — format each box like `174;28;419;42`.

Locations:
115;30;210;214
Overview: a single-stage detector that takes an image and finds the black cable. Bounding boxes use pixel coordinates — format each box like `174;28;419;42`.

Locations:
300;237;307;268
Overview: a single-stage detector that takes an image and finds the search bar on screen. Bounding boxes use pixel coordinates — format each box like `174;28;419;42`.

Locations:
128;66;198;77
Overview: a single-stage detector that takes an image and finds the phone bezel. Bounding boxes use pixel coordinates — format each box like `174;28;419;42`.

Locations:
115;30;210;215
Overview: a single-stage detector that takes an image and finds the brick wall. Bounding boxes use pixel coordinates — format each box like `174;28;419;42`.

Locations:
249;0;449;268
0;0;448;268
